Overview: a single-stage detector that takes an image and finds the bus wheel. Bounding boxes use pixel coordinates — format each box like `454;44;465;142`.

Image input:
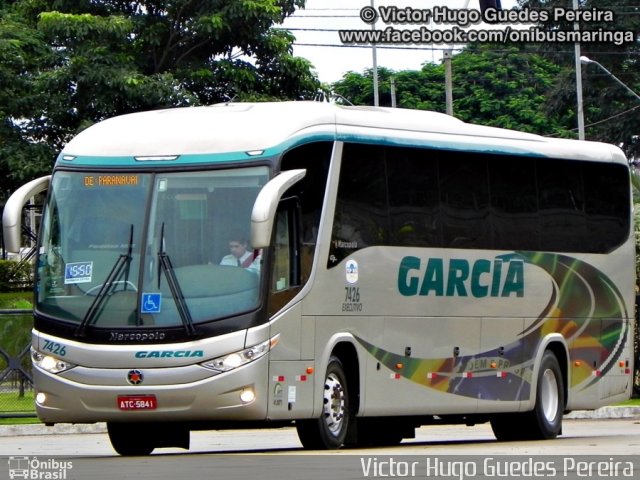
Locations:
490;350;564;441
296;356;350;449
490;413;523;441
528;350;564;439
107;422;155;456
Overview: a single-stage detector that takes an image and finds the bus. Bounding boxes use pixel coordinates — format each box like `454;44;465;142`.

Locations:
2;101;635;455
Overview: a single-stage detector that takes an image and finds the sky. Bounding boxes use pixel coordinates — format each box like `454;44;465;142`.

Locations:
280;0;519;84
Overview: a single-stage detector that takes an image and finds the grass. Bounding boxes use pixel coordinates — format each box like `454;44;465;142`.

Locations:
0;291;32;309
0;391;37;423
616;397;640;406
0;417;39;425
0;391;35;412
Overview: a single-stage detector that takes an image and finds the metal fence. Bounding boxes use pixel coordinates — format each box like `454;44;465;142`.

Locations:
0;310;35;418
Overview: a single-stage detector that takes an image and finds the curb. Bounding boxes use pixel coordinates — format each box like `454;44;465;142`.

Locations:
1;407;639;437
0;422;107;437
564;405;640;419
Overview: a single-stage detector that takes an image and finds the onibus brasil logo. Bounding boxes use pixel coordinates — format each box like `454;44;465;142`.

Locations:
8;457;73;479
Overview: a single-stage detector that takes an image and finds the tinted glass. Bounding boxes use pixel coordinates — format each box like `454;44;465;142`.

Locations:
439;155;490;248
329;143;388;266
490;157;539;250
387;147;441;247
538;160;586;252
328;143;629;268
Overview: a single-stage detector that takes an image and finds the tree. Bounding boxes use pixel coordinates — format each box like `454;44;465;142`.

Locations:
332;45;574;137
519;0;640;158
332;67;395;107
0;2;58;199
0;0;320;196
449;44;573;135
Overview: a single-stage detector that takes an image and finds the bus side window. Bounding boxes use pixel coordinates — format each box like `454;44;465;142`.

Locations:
273;209;291;292
279;141;332;283
268;199;302;316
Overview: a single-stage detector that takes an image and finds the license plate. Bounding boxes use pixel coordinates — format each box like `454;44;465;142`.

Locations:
117;395;157;411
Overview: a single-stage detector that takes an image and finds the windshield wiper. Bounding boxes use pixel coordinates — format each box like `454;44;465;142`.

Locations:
157;222;196;337
75;224;134;337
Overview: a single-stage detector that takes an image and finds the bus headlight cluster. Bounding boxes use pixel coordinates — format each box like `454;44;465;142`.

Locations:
201;335;278;373
31;348;76;374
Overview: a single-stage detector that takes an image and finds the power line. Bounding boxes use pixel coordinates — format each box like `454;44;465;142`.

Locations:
291;41;640;57
584;104;640;129
293;42;464;52
545;104;640;137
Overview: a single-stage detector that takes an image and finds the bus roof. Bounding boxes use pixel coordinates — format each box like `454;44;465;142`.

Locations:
59;101;626;165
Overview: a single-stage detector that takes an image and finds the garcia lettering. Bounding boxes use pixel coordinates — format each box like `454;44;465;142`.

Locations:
135;350;204;358
398;256;524;298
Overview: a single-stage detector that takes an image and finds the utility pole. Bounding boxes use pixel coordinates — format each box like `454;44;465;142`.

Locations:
444;49;453;116
371;0;379;106
573;0;585;140
390;77;397;107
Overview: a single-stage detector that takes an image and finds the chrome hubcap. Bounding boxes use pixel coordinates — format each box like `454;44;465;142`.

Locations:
540;369;559;422
322;372;345;435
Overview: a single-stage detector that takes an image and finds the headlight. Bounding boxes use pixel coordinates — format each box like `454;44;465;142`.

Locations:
201;335;279;373
31;348;76;374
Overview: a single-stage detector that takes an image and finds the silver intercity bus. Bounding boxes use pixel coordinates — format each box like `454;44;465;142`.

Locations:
3;102;635;455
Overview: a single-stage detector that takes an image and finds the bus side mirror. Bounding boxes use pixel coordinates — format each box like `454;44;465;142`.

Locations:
2;175;51;253
251;169;306;248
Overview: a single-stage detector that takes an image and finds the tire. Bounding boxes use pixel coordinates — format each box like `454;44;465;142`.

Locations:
490;413;523;441
107;422;155;456
296;356;350;449
491;350;564;441
528;350;564;439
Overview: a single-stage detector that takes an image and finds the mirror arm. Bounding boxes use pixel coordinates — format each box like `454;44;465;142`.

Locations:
250;169;306;248
2;175;51;253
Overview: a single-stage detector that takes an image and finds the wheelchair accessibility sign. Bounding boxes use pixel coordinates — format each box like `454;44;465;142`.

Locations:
141;293;162;313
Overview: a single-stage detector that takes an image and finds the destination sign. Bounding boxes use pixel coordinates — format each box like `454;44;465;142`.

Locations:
84;175;139;187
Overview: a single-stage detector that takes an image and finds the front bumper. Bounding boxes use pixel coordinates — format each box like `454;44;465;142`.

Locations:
33;355;269;423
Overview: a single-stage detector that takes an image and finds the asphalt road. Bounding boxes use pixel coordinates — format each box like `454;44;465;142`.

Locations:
0;418;639;480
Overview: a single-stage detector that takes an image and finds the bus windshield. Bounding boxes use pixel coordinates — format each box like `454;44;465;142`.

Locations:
36;167;269;330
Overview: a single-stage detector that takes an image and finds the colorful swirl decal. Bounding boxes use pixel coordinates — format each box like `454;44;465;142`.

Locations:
355;252;629;401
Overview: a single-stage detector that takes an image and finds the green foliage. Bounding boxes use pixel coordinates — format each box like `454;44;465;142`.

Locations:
0;260;33;291
0;0;320;196
0;6;58;198
332;45;574;137
449;45;571;135
0;313;32;355
0;313;33;400
0;391;35;413
0;291;32;309
519;0;640;157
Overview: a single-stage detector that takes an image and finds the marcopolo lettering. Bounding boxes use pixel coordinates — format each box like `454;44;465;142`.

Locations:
398;256;524;298
135;350;204;358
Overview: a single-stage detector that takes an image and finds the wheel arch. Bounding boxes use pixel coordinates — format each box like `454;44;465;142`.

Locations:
529;334;569;411
331;341;361;415
313;334;361;418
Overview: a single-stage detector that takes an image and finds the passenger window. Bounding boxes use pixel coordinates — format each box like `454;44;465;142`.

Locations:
272;209;292;292
439;156;490;248
327;142;630;264
583;162;630;253
329;143;388;267
268;200;302;316
280;141;332;284
387;148;441;247
490;157;539;251
538;160;586;252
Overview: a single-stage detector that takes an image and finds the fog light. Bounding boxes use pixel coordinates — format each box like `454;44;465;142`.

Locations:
36;392;47;405
240;389;255;404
